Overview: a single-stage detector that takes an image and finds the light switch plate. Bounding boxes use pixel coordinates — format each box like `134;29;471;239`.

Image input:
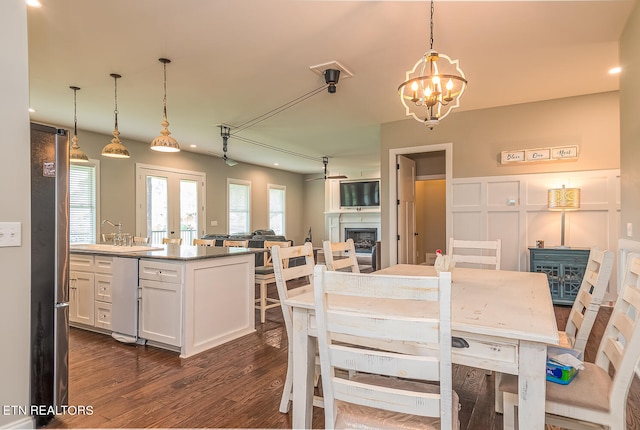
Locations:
0;222;22;247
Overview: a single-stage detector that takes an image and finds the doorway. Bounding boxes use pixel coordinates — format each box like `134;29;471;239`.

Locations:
135;163;206;245
387;143;452;267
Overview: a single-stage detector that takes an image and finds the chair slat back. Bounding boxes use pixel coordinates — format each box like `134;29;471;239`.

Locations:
595;253;640;408
223;239;248;247
193;238;215;246
271;243;315;334
448;238;501;270
263;240;290;267
323;239;360;273
564;247;614;353
162;237;182;245
314;265;453;428
133;236;150;244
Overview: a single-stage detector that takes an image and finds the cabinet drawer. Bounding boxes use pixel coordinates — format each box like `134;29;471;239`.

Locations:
70;254;94;271
95;274;113;303
139;260;183;284
94;301;112;330
451;333;518;373
94;256;114;274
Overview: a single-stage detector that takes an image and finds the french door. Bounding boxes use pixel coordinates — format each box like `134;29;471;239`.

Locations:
135;164;206;245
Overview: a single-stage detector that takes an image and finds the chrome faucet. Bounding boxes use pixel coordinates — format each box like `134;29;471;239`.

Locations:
101;219;123;234
101;219;124;245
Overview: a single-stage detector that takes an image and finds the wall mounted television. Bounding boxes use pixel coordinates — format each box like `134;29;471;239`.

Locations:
339;180;380;208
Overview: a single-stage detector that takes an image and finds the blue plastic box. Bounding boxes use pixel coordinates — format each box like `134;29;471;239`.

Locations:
546;346;582;385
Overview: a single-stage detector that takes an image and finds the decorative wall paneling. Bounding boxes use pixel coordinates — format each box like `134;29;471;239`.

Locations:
451;169;620;301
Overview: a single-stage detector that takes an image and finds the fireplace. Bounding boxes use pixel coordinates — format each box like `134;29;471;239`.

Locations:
345;228;377;254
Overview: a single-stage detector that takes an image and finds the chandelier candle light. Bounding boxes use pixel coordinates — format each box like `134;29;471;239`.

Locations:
150;58;180;152
69;86;88;163
548;185;581;248
101;73;130;158
398;0;467;129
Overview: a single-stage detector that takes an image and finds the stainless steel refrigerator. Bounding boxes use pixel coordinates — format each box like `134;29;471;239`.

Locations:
30;123;70;427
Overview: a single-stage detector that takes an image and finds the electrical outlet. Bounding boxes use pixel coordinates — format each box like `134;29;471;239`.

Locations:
0;222;21;247
627;222;633;237
210;220;218;227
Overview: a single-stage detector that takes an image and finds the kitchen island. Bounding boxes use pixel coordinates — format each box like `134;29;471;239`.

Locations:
69;244;257;358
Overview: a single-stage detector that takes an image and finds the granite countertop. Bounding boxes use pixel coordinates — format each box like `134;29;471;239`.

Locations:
70;244;262;261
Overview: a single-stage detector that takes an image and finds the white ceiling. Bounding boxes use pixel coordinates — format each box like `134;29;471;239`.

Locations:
26;0;634;176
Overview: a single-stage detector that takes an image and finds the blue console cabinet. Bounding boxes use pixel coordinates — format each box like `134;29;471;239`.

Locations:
528;247;590;306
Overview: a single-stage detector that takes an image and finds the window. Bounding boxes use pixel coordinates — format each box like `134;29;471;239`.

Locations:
268;184;285;235
69;160;99;244
228;179;251;234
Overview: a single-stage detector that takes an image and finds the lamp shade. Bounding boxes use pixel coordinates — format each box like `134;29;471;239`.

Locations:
548;186;580;210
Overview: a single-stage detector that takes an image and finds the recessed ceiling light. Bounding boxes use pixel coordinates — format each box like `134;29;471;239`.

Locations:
274;163;279;166
609;66;622;75
190;144;197;148
28;108;35;113
26;0;41;7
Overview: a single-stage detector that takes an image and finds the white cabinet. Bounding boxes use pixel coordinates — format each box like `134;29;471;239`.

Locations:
138;260;183;347
69;254;137;335
69;269;95;326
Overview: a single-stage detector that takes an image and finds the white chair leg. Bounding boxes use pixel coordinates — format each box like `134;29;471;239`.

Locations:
279;347;294;413
494;372;504;414
503;392;518;430
260;282;267;323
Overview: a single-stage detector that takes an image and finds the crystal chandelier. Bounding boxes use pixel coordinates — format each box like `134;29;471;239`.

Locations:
398;0;467;129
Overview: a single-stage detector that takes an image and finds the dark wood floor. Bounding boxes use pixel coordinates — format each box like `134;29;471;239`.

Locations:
45;289;640;429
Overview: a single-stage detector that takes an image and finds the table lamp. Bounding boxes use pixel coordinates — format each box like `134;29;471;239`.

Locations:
548;185;580;248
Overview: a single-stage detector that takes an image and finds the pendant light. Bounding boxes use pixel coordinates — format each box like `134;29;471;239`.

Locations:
101;73;130;158
69;86;89;163
150;58;180;152
397;0;467;129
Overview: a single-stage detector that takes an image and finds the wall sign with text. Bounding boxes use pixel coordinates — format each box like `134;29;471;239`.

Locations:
500;145;579;165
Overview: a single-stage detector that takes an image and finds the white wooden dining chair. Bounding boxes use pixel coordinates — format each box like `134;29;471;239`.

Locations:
448;238;501;270
271;243;322;413
560;247;614;354
495;246;614;413
133;236;150;244
499;252;640;430
314;264;458;429
322;238;360;273
254;240;290;323
162;237;182;245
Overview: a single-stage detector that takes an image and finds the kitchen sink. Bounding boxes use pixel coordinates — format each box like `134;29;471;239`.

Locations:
70;244;164;253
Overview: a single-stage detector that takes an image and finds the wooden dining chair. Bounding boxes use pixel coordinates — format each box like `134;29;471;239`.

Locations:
322;238;360;273
133;236;150;244
495;246;614;413
222;239;248;247
254;240;290;323
162;237;182;245
448;238;501;270
500;252;640;430
314;264;458;429
271;243;322;413
193;238;215;246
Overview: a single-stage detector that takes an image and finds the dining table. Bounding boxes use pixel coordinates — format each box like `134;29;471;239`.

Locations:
284;264;559;429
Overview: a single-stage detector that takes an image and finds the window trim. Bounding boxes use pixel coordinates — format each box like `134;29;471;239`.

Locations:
227;178;251;234
267;183;286;236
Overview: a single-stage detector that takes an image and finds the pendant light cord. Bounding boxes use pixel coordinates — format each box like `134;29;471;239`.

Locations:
429;0;434;50
113;74;119;131
73;87;78;137
163;61;168;117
